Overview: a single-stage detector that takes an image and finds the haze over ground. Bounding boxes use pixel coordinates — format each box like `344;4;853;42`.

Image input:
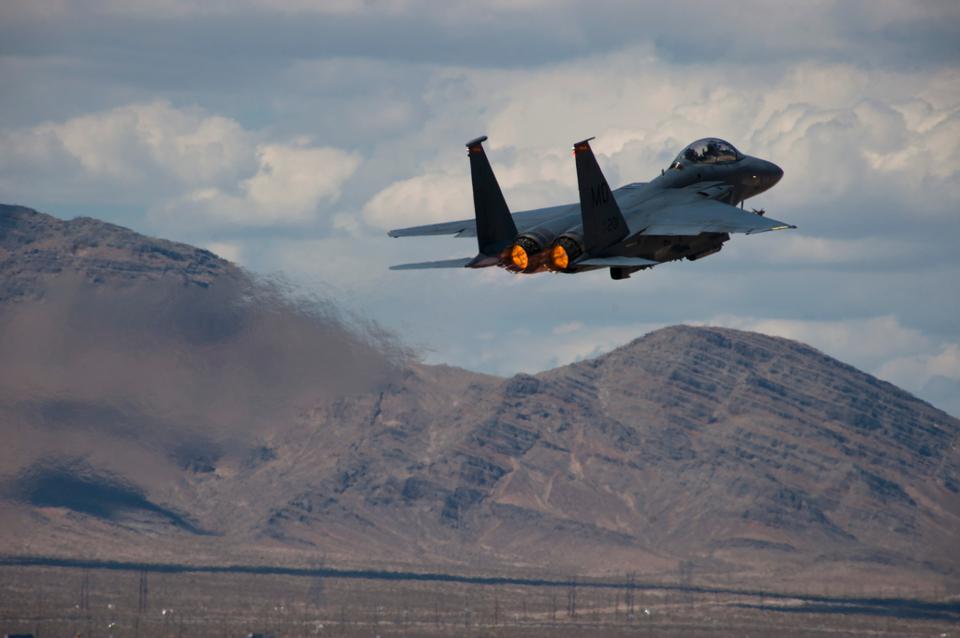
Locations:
1;2;959;415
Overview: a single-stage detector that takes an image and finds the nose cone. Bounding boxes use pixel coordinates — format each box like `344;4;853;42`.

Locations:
762;160;784;186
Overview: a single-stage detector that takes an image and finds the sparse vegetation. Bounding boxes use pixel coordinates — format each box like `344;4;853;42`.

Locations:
1;564;957;637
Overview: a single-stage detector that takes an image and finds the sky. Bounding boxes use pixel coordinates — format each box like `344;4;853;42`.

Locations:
1;1;959;416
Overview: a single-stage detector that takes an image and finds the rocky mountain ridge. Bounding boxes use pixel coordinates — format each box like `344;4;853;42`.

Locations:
0;204;233;298
1;204;958;593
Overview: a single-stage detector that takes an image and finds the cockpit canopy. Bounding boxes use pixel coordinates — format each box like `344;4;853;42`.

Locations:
671;138;742;169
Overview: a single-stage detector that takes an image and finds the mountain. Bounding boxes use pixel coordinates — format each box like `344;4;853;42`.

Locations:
0;204;234;300
1;204;958;593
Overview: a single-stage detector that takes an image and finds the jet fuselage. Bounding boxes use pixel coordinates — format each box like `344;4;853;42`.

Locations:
388;137;792;281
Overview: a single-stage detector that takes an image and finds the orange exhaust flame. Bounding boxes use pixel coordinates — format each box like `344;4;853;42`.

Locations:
510;244;529;270
550;244;569;270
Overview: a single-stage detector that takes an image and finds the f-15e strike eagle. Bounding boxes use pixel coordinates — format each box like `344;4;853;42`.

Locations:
388;136;793;280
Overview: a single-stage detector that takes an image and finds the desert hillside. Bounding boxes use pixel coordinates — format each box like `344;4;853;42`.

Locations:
1;204;958;593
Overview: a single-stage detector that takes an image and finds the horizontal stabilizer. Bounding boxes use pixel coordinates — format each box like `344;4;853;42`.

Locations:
388;220;475;237
577;256;659;268
389;257;473;270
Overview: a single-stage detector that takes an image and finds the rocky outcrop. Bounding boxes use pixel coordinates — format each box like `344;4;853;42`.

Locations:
0;204;235;301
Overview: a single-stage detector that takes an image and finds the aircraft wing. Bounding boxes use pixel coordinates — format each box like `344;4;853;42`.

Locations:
639;198;795;236
388;206;571;239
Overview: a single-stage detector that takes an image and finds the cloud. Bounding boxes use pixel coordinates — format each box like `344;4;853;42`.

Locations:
363;172;469;230
724;234;923;268
0;101;255;198
5;2;958;71
358;56;959;244
0;101;360;230
152;142;360;228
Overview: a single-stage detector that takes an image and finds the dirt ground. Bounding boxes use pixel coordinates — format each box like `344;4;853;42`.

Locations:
1;564;957;637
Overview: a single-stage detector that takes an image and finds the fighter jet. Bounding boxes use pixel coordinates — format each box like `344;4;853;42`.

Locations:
388;136;792;280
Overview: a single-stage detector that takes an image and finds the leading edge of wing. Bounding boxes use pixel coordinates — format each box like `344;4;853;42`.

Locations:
640;199;796;236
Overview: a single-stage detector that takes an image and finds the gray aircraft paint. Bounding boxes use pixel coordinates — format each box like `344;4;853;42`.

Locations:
389;136;792;280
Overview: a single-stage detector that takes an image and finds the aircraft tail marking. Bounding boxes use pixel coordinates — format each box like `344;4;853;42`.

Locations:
466;136;517;256
573;137;628;254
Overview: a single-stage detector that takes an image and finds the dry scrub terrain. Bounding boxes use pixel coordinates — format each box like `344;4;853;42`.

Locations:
1;564;958;637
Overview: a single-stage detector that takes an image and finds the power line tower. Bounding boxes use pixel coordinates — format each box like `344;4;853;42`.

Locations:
138;569;149;613
134;569;148;638
79;570;90;612
79;569;92;638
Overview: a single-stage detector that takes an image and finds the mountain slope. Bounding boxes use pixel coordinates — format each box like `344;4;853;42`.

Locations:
1;204;958;592
0;203;234;300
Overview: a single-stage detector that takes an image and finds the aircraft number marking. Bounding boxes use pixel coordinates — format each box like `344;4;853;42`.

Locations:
590;180;612;207
589;180;622;232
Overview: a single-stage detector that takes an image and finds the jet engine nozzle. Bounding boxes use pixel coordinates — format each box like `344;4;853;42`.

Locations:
549;234;584;272
506;230;556;273
509;242;531;271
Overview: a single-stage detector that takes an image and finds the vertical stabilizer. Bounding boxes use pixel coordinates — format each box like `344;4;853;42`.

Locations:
573;137;628;253
466;136;517;256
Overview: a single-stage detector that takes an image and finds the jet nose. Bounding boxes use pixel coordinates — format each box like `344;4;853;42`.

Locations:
763;161;784;186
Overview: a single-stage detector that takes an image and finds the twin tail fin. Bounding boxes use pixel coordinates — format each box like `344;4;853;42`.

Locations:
573;137;628;254
466;136;517;256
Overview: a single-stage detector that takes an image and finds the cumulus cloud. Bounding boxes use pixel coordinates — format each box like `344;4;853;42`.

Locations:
152;142;360;228
363;172;470;230
0;101;254;198
358;54;958;245
0;101;360;230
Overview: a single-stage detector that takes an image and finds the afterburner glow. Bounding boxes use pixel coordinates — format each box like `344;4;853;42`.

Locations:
550;244;569;270
510;244;529;270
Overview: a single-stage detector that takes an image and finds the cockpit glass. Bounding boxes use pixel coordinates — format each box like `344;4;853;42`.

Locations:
673;138;742;166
